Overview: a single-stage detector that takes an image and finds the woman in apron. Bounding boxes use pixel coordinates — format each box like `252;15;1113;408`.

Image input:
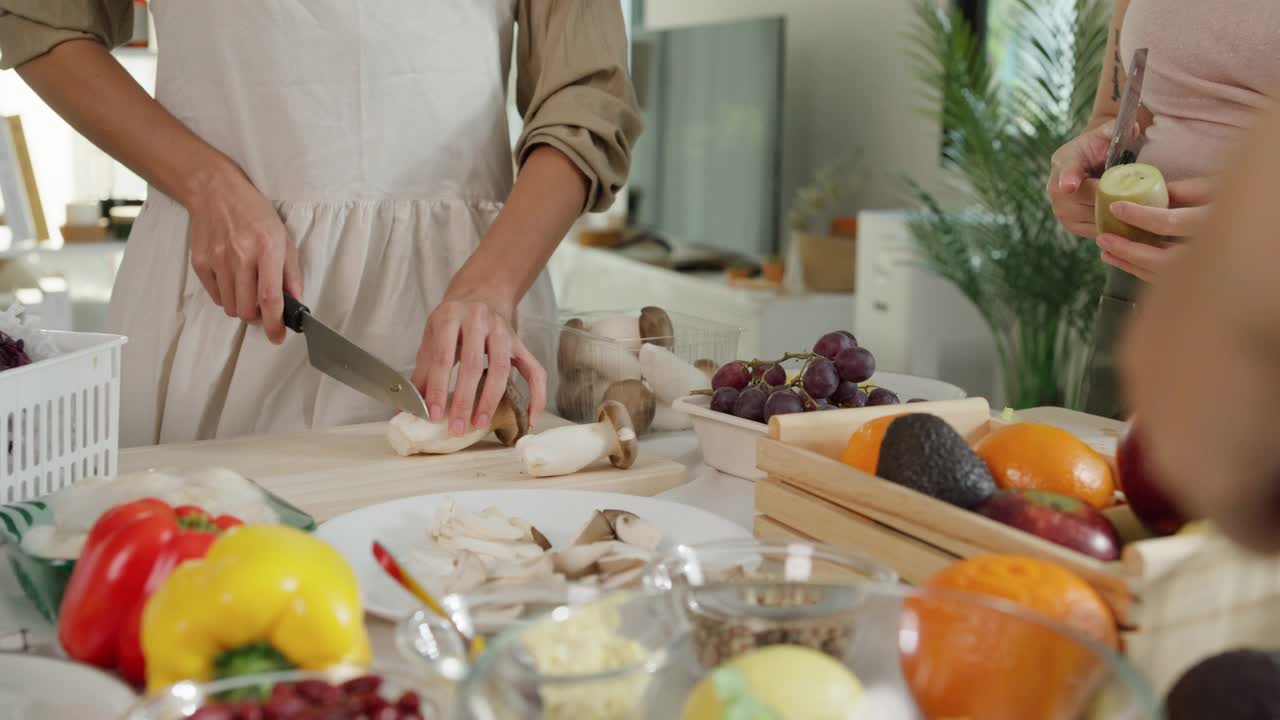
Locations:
0;1;641;446
1045;0;1278;419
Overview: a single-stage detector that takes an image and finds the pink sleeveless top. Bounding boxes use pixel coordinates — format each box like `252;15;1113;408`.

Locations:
1122;0;1280;181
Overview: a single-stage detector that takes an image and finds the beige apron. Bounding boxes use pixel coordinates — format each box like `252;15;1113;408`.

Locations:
106;0;556;447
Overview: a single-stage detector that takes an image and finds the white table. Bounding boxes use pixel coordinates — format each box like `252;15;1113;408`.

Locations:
0;430;754;661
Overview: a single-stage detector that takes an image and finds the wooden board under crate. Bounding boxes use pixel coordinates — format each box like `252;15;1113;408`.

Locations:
750;398;1280;694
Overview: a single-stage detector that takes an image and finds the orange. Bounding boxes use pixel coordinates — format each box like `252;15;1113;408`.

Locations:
975;422;1116;509
901;555;1118;720
837;414;905;474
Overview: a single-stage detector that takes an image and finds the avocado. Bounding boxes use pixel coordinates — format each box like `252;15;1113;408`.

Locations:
875;413;996;508
1166;649;1280;720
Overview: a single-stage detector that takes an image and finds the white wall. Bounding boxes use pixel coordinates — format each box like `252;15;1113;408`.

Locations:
642;0;948;220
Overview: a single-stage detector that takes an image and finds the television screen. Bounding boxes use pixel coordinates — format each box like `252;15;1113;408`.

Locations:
627;17;785;259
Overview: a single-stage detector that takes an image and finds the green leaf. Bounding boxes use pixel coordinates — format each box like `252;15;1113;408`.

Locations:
905;0;1109;408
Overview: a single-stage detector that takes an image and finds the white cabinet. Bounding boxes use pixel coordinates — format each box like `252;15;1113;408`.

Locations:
548;243;855;361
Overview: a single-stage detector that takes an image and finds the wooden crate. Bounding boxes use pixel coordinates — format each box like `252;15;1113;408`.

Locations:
750;398;1280;693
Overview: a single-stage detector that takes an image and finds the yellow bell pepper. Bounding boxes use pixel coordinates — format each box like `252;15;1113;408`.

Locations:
141;524;371;691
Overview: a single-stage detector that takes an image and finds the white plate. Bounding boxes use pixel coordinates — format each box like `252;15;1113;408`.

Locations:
317;489;752;620
675;371;968;481
0;653;137;720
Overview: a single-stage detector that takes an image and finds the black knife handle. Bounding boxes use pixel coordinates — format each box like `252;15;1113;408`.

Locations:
283;291;310;333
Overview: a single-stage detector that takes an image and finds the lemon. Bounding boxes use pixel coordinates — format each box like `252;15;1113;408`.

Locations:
681;645;864;720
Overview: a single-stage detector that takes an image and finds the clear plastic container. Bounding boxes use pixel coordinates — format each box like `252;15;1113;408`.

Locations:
527;308;741;434
455;585;1162;719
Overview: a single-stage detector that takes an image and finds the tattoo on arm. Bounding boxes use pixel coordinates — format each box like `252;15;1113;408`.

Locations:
1110;30;1122;101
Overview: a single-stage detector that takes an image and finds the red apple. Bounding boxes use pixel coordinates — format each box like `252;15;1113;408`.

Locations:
977;489;1122;561
1116;425;1188;536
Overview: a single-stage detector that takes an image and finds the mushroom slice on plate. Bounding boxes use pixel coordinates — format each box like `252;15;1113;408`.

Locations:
602;509;664;551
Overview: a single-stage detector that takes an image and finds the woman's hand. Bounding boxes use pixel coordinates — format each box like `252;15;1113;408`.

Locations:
1048;121;1125;237
412;292;547;437
186;167;303;343
1096;176;1214;282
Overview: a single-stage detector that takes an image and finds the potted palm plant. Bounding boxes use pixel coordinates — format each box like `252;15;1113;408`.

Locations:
906;0;1109;408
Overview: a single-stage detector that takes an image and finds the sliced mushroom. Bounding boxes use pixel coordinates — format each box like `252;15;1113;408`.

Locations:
489;553;557;584
603;379;656;434
639;344;710;404
638;306;674;349
572;510;617;545
529;526;552;551
436;534;546;561
602;564;648;590
386;370;529;456
602;510;663;551
515;400;639;478
597;554;648;577
554;541;616;579
441;550;489;595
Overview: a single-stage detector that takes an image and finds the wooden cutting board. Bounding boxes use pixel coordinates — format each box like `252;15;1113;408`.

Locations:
119;416;688;522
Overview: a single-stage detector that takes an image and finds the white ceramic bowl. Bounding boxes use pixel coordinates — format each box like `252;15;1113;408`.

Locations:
674;371;968;481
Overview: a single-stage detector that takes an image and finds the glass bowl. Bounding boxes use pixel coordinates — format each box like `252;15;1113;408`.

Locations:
121;664;453;720
456;585;1163;719
645;539;899;666
397;582;614;681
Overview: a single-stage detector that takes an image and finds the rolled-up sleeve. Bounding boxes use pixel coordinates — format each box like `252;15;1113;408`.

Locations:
515;0;643;212
0;0;133;70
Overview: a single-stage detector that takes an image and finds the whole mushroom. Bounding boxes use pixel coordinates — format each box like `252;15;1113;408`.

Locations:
558;318;641;383
387;371;529;456
638;306;674;349
556;367;607;424
603;379;656;434
516;400;638;478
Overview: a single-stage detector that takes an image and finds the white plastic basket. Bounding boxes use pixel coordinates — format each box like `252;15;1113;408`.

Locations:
1;332;126;503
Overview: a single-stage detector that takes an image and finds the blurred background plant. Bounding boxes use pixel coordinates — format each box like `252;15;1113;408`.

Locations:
906;0;1109;408
787;150;866;234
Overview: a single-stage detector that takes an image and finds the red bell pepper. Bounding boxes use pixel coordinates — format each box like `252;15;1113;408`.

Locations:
57;498;240;685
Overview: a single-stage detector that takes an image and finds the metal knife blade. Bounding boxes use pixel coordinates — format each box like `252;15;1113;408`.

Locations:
1104;48;1149;171
283;292;430;420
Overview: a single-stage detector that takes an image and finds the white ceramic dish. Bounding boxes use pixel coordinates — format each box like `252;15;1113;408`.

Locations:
0;653;137;720
674;371;968;481
316;489;753;620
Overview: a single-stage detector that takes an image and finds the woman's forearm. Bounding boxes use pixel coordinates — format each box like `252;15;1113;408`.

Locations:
1086;0;1131;131
17;39;241;208
444;145;589;315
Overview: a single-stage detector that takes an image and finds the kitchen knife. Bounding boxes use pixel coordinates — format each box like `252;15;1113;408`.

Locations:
283;291;430;420
1104;48;1149;171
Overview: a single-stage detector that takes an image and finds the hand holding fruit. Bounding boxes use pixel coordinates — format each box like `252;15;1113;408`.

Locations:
1047;120;1132;237
1096;175;1214;281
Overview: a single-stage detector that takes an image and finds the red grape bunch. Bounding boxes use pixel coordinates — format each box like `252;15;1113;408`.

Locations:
704;331;921;423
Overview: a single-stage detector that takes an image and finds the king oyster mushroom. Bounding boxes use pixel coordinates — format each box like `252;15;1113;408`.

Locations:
387;371;528;456
638;306;674;349
558;318;641;383
603;379;656;434
556;367;607;424
516;400;638;478
602;509;664;550
586;314;643;353
639;343;710;404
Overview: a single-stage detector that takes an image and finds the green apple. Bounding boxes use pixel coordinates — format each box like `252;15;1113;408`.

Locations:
1096;163;1170;246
